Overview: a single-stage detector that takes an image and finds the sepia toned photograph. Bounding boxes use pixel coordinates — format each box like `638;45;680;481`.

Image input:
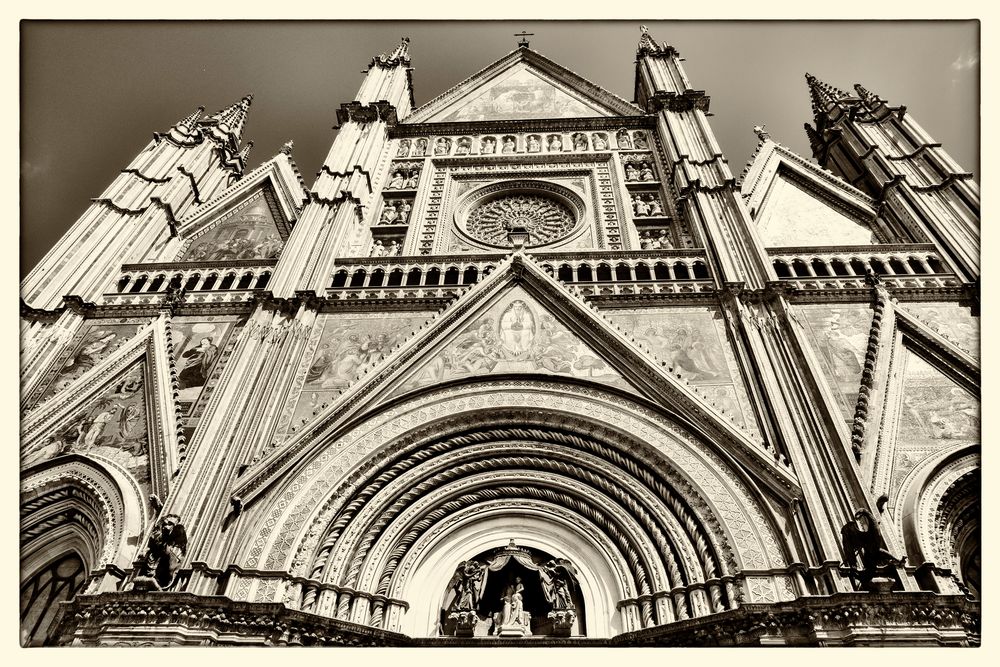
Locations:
19;20;979;646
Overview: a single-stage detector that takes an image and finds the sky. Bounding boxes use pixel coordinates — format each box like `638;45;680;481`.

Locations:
20;20;979;277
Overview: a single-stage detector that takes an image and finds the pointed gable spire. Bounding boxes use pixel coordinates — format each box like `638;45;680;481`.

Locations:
201;94;253;146
805;73;851;118
369;36;411;69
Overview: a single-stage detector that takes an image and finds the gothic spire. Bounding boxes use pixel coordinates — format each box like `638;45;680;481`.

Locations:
175;105;205;135
853;83;884;109
201;94;253;145
805;73;851;118
803;121;825;154
637;24;674;56
237;140;253;165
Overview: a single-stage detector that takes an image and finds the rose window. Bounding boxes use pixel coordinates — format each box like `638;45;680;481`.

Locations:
465;193;576;248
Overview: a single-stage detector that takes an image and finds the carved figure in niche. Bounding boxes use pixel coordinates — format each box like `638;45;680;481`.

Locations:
592;133;608;150
632;194;651;217
640;230;653;249
625;163;639;181
633;131;649;149
526;135;541;152
617;129;632;149
499;577;525;626
841;508;905;587
403;169;419;189
456;137;472;155
639;162;655;181
541;560;576;611
387;171;405;189
572;133;588;151
481;136;497;154
177;336;218;391
547;134;563;151
388;240;402;256
396;139;411;158
399;200;412;222
502;136;517;153
131;514;187;591
447;560;485;611
380;203;400;225
434;137;451;155
657;229;672;249
647;195;663;216
413;138;428;156
371;239;386;257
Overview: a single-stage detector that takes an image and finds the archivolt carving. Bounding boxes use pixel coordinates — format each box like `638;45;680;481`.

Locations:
241;381;786;585
21;455;147;570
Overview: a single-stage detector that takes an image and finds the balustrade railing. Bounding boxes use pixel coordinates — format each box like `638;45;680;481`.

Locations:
110;260;277;296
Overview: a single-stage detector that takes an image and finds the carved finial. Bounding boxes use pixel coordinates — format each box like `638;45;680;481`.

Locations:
514;30;533;48
390;36;410;61
753;124;770;142
280;139;294;155
637;23;659;54
203;94;254;145
237;140;254;164
853;82;884;109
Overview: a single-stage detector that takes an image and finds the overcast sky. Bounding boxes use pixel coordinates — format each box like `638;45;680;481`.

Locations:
20;20;979;277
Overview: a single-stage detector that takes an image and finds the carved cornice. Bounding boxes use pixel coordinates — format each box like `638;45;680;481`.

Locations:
390;115;656;137
648;90;711;114
334;101;398;128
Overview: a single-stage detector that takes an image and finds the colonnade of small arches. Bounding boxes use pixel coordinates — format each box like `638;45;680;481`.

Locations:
115;268;273;294
771;252;948;280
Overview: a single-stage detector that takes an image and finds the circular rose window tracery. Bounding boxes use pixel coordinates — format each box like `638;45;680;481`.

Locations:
465;193;577;248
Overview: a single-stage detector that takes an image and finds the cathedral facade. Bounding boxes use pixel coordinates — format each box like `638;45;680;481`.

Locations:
20;27;980;646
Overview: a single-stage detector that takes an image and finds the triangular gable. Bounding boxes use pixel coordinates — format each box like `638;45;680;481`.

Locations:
21;316;183;502
388;286;629;396
404;49;644;124
234;253;799;507
172;152;308;260
741;138;881;247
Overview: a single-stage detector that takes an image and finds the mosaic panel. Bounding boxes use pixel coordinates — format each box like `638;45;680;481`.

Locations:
437;67;603;122
902;302;979;362
22;362;151;491
397;288;628;395
795;304;874;424
169;316;240;414
605;306;760;436
178;191;283;262
889;351;979;498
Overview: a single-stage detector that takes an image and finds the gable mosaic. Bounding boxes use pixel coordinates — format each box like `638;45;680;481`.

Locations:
178;191;283;262
396;288;628;394
22;362;151;492
438;67;607;122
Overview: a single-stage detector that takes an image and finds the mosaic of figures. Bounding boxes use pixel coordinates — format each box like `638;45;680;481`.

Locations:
397;290;627;394
436;68;603;122
169;317;239;412
281;312;434;435
178;194;283;262
902;303;979;362
30;318;150;406
888;351;980;497
606;307;760;436
756;177;877;248
795;304;874;425
394;129;651;158
22;362;151;490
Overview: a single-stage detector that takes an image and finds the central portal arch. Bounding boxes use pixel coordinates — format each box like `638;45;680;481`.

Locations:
240;380;788;637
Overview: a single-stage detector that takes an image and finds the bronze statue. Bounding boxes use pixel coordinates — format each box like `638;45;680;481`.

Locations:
841;508;904;587
132;514;188;591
